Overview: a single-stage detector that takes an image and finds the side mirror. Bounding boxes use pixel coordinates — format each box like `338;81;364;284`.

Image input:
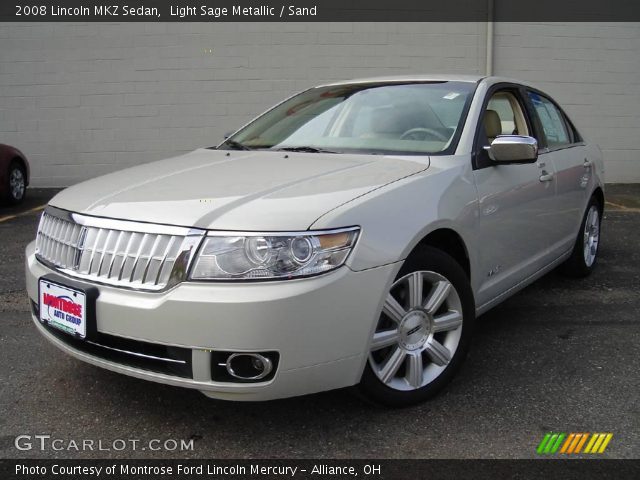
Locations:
485;135;538;164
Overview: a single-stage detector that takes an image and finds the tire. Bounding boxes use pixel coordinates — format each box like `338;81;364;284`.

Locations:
5;161;27;205
358;246;475;407
560;195;602;278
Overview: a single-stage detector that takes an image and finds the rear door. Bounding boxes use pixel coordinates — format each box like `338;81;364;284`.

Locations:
472;86;559;307
524;90;589;252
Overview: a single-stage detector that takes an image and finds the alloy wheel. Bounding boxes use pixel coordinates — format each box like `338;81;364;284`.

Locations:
9;167;25;201
369;270;463;391
583;205;600;267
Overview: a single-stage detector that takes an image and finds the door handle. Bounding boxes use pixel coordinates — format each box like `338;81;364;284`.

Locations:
539;171;554;182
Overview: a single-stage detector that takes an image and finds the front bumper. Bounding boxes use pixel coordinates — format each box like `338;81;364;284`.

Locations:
25;241;398;401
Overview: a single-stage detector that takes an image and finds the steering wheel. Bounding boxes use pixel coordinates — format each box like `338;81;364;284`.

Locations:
400;127;449;142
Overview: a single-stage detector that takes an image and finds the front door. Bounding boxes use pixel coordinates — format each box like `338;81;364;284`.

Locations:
472;88;558;308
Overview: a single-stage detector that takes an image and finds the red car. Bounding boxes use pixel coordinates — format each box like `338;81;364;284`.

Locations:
0;144;30;204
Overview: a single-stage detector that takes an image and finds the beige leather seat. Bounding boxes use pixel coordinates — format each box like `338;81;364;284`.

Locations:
484;109;502;143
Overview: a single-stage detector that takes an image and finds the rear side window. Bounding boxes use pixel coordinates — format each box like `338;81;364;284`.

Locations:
527;91;571;148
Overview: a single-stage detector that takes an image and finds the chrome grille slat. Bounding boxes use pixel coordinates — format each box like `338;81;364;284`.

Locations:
155;236;176;285
51;217;63;263
118;231;137;281
129;233;149;283
36;214;47;257
45;216;56;257
49;217;60;263
60;221;72;268
39;215;48;255
86;228;104;275
96;230;113;277
69;224;82;267
45;216;55;256
141;235;163;284
56;220;66;267
56;218;68;263
106;230;124;278
34;210;204;291
61;221;72;267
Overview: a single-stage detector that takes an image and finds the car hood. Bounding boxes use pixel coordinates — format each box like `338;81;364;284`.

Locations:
50;149;429;230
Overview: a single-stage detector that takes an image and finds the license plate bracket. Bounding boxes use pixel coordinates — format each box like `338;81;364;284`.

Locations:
38;274;99;341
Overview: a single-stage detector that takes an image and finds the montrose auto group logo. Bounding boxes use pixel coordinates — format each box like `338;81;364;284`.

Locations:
42;292;82;326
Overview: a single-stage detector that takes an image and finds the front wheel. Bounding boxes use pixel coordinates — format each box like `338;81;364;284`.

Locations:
358;247;475;407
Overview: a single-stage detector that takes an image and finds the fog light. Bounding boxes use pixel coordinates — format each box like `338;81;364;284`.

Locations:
251;356;264;371
226;353;273;380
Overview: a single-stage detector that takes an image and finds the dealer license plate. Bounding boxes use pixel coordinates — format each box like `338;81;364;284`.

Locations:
39;279;87;338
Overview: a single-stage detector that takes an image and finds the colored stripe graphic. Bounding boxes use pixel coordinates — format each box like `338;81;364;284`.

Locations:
544;434;559;454
537;433;552;454
536;433;565;454
537;433;613;454
591;434;606;453
584;433;614;454
551;433;566;453
597;433;613;453
584;433;598;453
574;433;589;453
567;433;588;454
560;433;575;453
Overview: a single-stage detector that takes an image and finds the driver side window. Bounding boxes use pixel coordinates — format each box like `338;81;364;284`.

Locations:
483;91;529;144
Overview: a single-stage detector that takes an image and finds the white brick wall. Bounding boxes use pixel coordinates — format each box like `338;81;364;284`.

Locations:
0;21;638;185
493;22;640;183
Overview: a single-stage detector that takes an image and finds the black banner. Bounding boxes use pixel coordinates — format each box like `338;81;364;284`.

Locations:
2;459;640;480
2;0;640;22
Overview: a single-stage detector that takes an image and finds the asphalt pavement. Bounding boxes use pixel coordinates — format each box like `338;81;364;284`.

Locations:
0;187;638;459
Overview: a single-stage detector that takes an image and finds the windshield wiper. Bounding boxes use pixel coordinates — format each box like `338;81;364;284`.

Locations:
219;139;253;151
275;146;339;154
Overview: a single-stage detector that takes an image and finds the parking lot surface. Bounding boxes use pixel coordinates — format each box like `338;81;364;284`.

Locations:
1;187;638;459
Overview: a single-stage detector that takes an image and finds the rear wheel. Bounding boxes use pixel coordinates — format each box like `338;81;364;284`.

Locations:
560;196;602;277
358;246;475;407
5;161;26;204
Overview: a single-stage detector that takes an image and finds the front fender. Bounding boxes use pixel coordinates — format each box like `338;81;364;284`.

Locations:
311;157;479;287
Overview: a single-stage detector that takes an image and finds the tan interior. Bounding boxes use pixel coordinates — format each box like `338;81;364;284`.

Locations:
484;92;529;144
484;110;502;142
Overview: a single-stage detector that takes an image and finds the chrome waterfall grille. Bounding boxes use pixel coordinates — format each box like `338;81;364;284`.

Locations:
35;208;205;291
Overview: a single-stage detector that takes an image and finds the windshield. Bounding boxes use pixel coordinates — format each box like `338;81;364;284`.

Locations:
222;81;476;155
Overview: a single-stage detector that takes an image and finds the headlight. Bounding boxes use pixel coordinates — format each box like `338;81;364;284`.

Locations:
190;227;360;280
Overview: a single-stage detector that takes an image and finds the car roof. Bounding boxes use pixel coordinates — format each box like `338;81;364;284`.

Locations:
317;74;485;87
316;75;541;90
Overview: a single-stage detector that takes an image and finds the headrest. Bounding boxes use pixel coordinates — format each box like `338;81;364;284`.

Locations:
484;109;502;139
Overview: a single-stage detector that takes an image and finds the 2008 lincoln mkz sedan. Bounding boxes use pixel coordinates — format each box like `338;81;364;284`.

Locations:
26;75;604;406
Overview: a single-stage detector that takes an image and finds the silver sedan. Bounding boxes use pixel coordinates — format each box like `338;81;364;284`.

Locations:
25;75;604;406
